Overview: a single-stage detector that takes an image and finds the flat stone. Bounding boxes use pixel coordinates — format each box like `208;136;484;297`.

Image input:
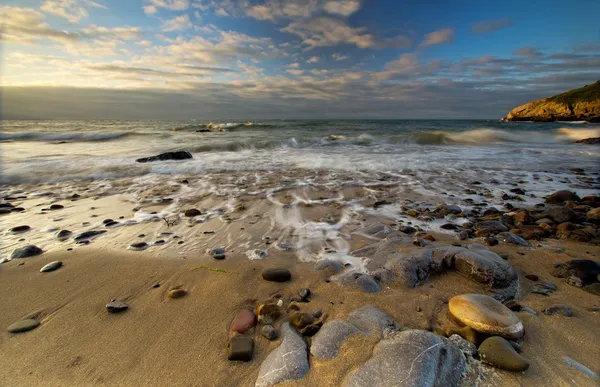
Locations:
210;247;225;259
231;309;256;334
73;230;106;241
105;300;128;313
228;336;253;362
262;268;291;282
168;289;187;299
348;305;400;338
10;245;43;259
478;336;530;372
7;319;40;333
255;323;309;386
10;225;31;233
345;330;466;387
136;151;193;163
497;232;530;247
261;325;278;340
49;204;64;210
310;319;360;360
544;304;573;317
475;221;508;233
40;261;62;273
449;294;524;340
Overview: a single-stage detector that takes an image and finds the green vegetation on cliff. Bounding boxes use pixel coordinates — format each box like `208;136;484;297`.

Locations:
503;81;600;122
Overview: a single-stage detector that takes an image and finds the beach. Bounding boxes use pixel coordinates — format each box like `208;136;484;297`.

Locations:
1;120;599;386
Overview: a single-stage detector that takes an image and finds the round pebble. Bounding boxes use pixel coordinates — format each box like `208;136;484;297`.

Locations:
129;242;149;251
261;325;278;340
231;309;256;334
10;225;31;233
262;268;291;282
478;336;530;372
299;288;311;299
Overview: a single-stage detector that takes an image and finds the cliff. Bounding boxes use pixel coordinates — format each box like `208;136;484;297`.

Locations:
502;81;600;122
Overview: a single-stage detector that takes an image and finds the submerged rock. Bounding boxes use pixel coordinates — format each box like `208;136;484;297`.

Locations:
136;151;192;163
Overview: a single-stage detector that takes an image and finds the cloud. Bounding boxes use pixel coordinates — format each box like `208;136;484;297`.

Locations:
161;14;193;32
286;69;305;75
287;62;300;68
283;17;409;49
513;46;542;59
307;56;320;63
322;0;362;16
146;0;190;11
144;5;158;15
471;18;512;34
40;0;106;24
332;53;349;61
419;28;455;47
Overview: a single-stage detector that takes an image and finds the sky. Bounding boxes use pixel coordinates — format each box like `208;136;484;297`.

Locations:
1;0;599;119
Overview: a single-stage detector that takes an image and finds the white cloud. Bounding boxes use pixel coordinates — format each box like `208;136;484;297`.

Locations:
419;28;455;47
286;69;305;75
471;18;512;34
162;14;193;32
145;0;189;12
144;5;158;15
322;0;361;16
40;0;106;24
310;69;329;75
287;62;300;68
194;10;202;19
208;0;362;21
137;40;153;47
332;53;349;61
307;56;320;63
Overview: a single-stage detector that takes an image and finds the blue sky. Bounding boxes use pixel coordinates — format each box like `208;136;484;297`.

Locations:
2;0;599;119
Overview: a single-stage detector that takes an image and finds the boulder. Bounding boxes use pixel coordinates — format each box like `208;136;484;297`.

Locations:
347;305;400;338
310;319;360;360
338;272;381;293
136;151;193;163
545;190;581;204
540;206;578;223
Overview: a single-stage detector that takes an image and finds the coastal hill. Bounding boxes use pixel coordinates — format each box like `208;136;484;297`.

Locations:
502;81;600;122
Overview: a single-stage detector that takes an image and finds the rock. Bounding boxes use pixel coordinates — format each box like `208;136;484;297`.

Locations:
255;323;309;386
40;261;62;273
485;237;499;246
540;206;578;223
298;288;311;299
399;225;416;234
105;221;119;227
448;334;477;356
313;259;344;274
450;247;518;294
312;309;323;318
231;309;256;334
56;230;72;241
544;304;573;317
209;247;226;259
338;272;381;293
525;274;539;281
478;336;530;372
576;137;600;144
449;294;524;340
256;303;280;325
10;245;43;259
184;208;201;217
345;329;466;387
136;151;193;163
9;225;31;233
545;190;581;204
497;232;530;247
49;204;64;210
106;300;128;313
261;325;278;340
7;319;40;333
347;305;400;337
310;319;360;360
458;230;470;240
552;259;600;286
289;311;321;336
262;268;291;282
584;283;600;296
440;223;459;230
475;220;508;233
228;336;253;361
129;242;149;251
587;207;600;220
73;230;106;241
167;289;187;299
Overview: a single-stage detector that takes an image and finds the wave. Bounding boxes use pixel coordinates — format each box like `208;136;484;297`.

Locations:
0;131;146;143
169;122;276;132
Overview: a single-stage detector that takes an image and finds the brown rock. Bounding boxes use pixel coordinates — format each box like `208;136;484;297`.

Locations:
513;211;531;226
168;289;187;299
587;207;600;220
256;303;280;325
232;309;256;334
545;190;581;204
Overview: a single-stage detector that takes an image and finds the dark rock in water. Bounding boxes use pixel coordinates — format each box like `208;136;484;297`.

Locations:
210;247;226;259
475;220;508;233
310;319;360;360
545;190;580;204
299;288;311;299
153;240;166;245
56;229;72;240
74;230;106;241
0;208;11;215
228;337;254;361
575;137;600;144
544;304;573;317
7;319;40;333
40;261;62;272
440;223;459;230
262;268;291;282
129;242;149;251
0;203;14;209
184;208;201;217
136;151;192;163
10;225;31;233
106;300;128;313
11;207;25;212
399;225;416;234
261;325;278;340
510;188;526;195
10;245;43;259
345;329;466;387
525;274;539;281
540;206;578;223
49;204;64;210
478;336;530;372
552;259;600;286
255;323;308;386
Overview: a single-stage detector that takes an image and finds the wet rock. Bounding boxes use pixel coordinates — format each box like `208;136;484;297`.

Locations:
255;323;309;386
231;309;256;334
49;204;64;210
478;336;530;372
497;232;530;247
298;288;311;299
228;336;254;362
209;247;226;259
475;220;509;233
129;242;149;251
7;319;40;333
262;268;291;282
440;223;459;230
587;207;600;220
544;304;573;317
10;245;43;259
583;283;600;296
345;329;466;387
485;237;499;246
399;225;416;234
348;305;400;337
313;259;344;274
40;261;62;273
312;309;323;318
256;303;280;325
289;311;320;336
136;151;192;163
73;230;106;241
449;294;524;340
458;230;470;240
261;325;278;340
310;319;360;360
56;230;72;241
184;208;201;217
552;259;600;286
448;334;477;356
545;190;580;204
338;272;381;293
540;206;578;224
105;221;119;227
9;225;31;233
525;274;539;281
167;289;187;299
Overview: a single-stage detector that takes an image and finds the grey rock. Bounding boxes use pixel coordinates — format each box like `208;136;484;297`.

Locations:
353;223;393;240
348;305;400;338
540;206;578;224
73;230;106;241
228;336;254;361
313;259;344;273
261;325;278;341
7;319;40;333
371;268;394;284
544;304;573;317
310;319;360;360
56;229;72;241
129;242;149;251
338;272;381;293
497;232;531;247
298;288;311;299
255;323;309;387
312;309;323;318
475;220;508;233
40;261;62;273
10;245;43;259
345;330;466;387
106;300;128;313
448;334;477;356
136;151;192;163
210;247;226;259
